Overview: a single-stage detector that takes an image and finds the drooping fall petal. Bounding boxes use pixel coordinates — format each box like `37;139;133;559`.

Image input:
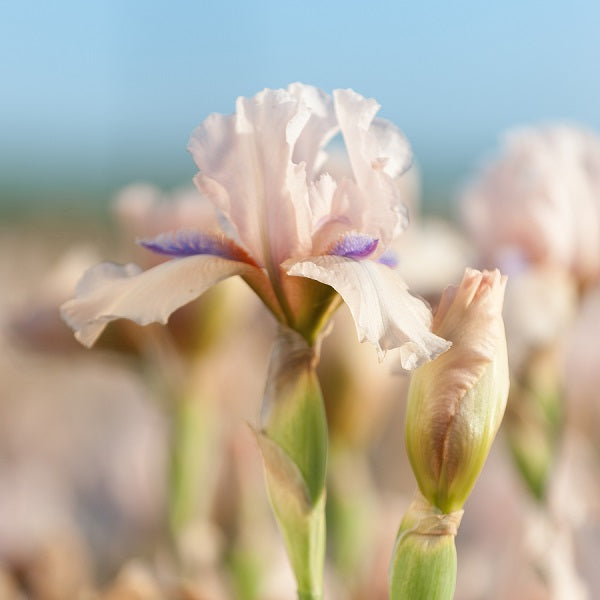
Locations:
60;255;257;347
285;255;450;368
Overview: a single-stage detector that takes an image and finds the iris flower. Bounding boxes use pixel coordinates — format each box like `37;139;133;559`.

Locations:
61;84;449;369
462;124;600;286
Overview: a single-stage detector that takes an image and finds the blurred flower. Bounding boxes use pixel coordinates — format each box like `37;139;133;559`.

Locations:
61;84;449;368
462;124;600;287
9;245;100;352
503;265;577;375
111;183;259;357
113;184;221;237
112;183;222;267
405;268;509;512
393;218;473;303
461;123;600;508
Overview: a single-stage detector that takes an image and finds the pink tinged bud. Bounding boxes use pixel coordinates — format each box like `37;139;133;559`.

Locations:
405;269;510;513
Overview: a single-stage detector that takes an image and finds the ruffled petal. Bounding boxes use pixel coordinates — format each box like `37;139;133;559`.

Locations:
334;89;412;182
429;269;509;402
285;255;450;368
60;256;256;347
188;88;313;267
333;89;412;246
287;83;339;177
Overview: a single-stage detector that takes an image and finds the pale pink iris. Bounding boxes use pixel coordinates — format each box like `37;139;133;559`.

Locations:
462;124;600;286
61;84;449;368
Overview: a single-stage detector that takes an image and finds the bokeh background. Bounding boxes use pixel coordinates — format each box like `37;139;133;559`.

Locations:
2;2;600;599
4;1;600;215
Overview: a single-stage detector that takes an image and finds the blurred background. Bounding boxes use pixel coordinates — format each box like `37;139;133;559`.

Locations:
2;1;600;598
4;1;600;216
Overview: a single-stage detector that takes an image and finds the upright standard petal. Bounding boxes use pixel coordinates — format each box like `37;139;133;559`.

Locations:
285;255;450;368
60;255;256;347
287;83;339;177
333;89;411;246
189;88;314;269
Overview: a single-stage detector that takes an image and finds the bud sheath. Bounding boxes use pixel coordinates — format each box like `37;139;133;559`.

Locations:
258;327;328;600
390;492;462;600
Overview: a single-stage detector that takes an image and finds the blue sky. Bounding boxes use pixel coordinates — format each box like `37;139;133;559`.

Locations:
3;1;600;209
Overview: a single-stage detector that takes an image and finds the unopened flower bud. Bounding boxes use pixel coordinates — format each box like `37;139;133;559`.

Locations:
405;268;509;513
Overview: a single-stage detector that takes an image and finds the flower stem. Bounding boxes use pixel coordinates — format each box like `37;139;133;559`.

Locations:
298;592;323;600
389;492;462;600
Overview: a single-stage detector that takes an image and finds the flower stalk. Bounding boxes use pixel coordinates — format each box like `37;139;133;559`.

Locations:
168;390;217;534
389;492;462;600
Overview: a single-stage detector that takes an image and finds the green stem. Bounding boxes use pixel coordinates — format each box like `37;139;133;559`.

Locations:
389;492;462;600
168;393;212;534
298;592;323;600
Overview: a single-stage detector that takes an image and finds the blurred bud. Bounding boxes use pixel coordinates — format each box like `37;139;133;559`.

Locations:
505;346;563;501
257;326;328;600
405;269;509;513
